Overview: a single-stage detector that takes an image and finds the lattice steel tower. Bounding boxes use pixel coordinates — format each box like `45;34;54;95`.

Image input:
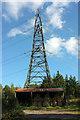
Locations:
24;10;51;88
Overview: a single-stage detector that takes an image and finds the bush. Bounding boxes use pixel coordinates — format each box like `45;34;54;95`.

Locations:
2;109;30;120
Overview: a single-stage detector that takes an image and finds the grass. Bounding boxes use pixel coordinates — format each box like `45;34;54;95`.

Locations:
22;98;80;112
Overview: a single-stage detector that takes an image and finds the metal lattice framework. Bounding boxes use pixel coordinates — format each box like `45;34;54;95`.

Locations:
24;10;51;88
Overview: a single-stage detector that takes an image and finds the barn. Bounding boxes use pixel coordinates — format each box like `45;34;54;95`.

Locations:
15;88;64;107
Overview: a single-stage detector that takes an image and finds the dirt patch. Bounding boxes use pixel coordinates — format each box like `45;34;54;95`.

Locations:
23;109;80;115
23;110;80;120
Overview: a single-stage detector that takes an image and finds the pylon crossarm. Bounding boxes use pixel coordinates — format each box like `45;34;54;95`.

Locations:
31;76;45;79
32;60;45;65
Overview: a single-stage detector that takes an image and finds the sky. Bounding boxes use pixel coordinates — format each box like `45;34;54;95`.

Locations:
78;1;80;84
1;0;79;87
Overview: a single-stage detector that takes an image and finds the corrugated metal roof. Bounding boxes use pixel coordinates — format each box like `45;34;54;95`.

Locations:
16;88;64;92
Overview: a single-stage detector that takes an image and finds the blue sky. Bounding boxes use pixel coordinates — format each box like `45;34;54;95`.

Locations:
1;1;78;87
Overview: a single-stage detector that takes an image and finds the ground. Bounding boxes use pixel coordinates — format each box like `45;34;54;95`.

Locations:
23;98;80;120
23;110;80;120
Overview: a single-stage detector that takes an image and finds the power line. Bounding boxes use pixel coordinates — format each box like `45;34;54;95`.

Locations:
2;53;31;65
3;35;32;49
41;15;77;37
3;27;33;44
2;56;26;65
42;26;58;37
1;49;32;64
22;27;33;33
2;68;26;78
2;16;35;36
24;48;56;56
41;15;50;23
1;53;24;64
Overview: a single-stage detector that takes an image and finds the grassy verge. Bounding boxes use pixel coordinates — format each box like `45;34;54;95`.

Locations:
22;98;80;112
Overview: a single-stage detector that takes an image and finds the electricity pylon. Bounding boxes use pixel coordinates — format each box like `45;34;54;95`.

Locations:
24;10;51;88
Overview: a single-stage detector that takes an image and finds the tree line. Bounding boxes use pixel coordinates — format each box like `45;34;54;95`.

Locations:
29;71;80;100
0;70;80;119
40;71;80;104
0;71;80;112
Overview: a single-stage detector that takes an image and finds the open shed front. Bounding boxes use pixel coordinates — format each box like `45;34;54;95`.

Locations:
15;88;64;107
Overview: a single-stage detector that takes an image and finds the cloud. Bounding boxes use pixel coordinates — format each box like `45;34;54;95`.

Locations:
2;0;78;30
3;0;78;57
2;13;10;22
65;37;78;55
3;0;44;20
45;36;78;57
45;2;68;29
45;0;78;29
2;0;79;2
4;1;28;20
7;28;22;37
26;1;44;11
45;37;65;57
7;21;34;37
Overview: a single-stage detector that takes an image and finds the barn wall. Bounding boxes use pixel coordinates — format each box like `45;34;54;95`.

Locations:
16;91;63;106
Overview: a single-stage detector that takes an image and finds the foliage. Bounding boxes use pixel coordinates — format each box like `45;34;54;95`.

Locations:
2;85;19;113
1;84;30;120
23;70;80;102
1;71;80;119
28;84;41;88
2;109;30;120
41;71;80;102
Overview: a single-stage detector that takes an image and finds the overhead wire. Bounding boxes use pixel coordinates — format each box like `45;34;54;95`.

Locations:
22;27;33;33
1;53;24;64
41;15;77;37
3;35;32;49
2;68;26;78
1;49;32;64
40;15;50;23
3;26;33;46
2;53;31;65
42;26;58;37
24;47;56;56
2;16;35;36
2;14;57;78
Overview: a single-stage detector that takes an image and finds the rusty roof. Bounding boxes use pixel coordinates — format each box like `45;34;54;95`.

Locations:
16;88;64;92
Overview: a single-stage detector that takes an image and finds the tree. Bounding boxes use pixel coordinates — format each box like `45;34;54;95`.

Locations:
52;71;65;88
41;77;51;88
2;85;19;112
64;74;69;104
69;75;76;98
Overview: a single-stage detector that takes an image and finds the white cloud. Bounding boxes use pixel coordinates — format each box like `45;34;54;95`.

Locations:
45;37;65;57
2;0;78;30
27;1;44;12
2;13;10;22
45;36;78;57
5;2;28;20
65;37;78;55
3;0;78;57
2;0;79;2
7;22;33;37
45;0;78;29
7;28;22;37
3;0;44;20
46;2;69;29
